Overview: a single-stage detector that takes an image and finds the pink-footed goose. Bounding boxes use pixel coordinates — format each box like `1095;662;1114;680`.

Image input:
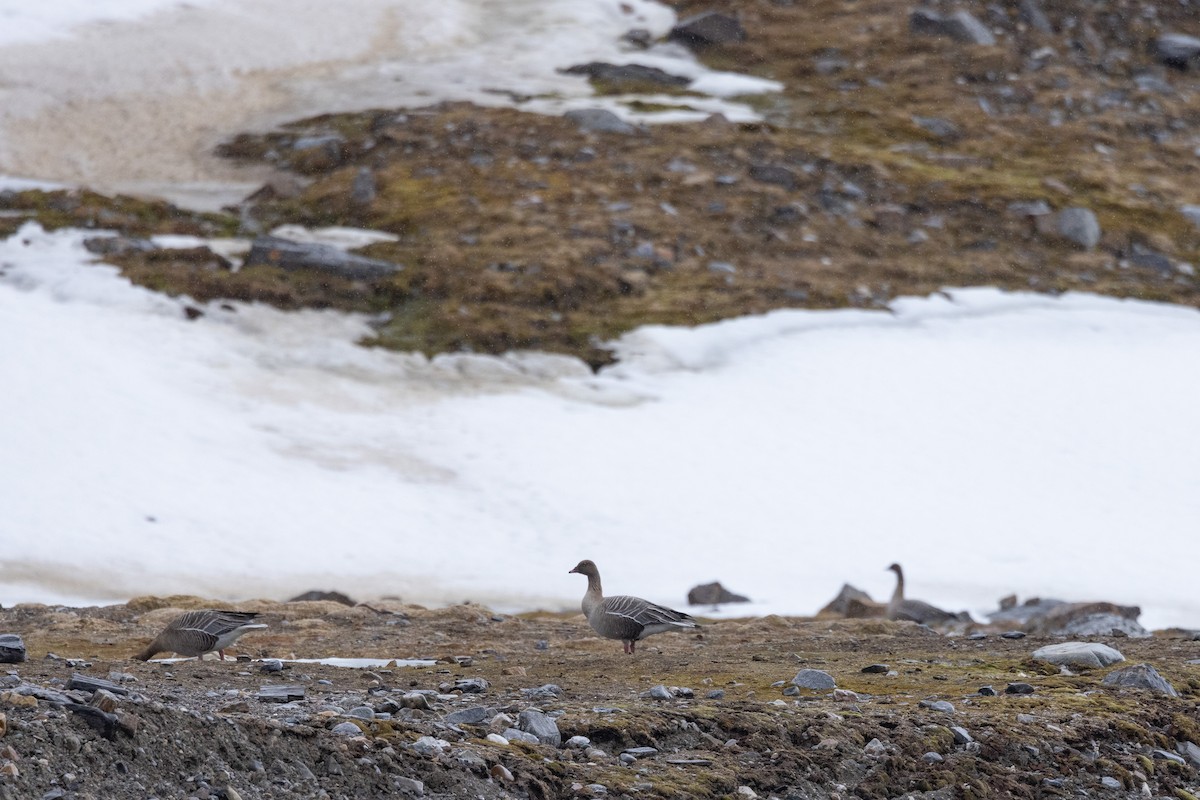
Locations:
885;563;958;626
134;610;267;661
569;559;698;654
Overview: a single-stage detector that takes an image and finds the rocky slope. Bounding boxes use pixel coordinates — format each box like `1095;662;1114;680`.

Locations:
1;597;1199;799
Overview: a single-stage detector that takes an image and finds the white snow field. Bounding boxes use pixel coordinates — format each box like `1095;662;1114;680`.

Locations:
1;224;1197;629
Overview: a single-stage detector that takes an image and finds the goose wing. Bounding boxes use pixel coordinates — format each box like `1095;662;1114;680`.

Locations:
602;595;697;636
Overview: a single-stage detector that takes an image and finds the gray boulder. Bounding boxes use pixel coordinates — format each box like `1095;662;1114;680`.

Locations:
563;63;690;89
518;709;561;747
909;9;997;46
1101;663;1178;697
0;634;26;664
1036;207;1101;250
246;235;402;281
792;669;836;690
1031;642;1125;669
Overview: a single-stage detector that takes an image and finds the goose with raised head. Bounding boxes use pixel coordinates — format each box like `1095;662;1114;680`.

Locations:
886;563;958;626
134;609;267;661
569;559;698;654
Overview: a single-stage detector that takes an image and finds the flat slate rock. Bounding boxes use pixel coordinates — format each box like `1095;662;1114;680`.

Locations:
562;62;690;88
67;673;129;696
443;706;493;726
1101;663;1178;697
245;235;402;281
258;685;306;703
0;634;26;664
1031;642;1125;669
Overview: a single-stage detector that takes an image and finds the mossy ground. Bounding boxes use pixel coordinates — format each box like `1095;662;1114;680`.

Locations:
3;0;1198;367
3;599;1199;798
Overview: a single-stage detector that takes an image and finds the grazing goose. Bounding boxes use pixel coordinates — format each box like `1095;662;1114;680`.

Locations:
885;563;958;626
134;609;267;661
569;559;698;654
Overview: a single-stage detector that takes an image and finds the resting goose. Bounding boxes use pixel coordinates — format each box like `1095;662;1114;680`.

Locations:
885;563;958;626
134;609;267;661
569;559;697;654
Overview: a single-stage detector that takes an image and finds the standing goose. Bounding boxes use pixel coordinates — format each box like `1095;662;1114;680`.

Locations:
569;559;698;654
885;563;957;626
134;609;267;661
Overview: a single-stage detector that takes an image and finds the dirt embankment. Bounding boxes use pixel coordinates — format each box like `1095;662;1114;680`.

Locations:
1;597;1199;799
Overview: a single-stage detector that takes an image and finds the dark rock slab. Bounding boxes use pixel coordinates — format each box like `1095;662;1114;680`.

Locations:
669;12;745;48
287;590;355;606
258;685;305;703
0;634;26;664
622;746;659;759
1006;682;1035;695
67;673;129;696
1127;242;1173;275
563;62;690;88
443;706;494;726
687;581;750;605
245;235;402;281
861;664;889;674
65;703;123;740
909;9;997;46
563;109;636;135
1152;33;1200;70
1101;663;1178;697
